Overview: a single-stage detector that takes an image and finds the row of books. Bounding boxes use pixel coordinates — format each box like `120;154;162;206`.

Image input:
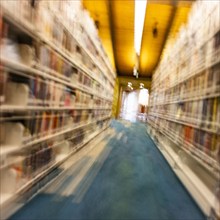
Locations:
0;0;114;81
150;63;220;105
152;15;219;92
149;97;220;127
0;33;111;99
0;0;114;211
0;71;111;108
148;116;220;163
152;41;220;94
0;121;109;195
0;109;111;146
187;1;219;49
148;1;220;215
178;30;220;73
42;0;112;76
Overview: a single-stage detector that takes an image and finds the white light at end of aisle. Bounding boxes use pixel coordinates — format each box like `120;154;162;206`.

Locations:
138;89;149;106
134;0;147;55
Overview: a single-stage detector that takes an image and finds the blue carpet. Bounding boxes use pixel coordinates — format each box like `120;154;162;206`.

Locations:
10;120;206;220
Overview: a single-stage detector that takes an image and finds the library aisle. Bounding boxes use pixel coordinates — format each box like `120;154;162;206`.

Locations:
10;120;205;220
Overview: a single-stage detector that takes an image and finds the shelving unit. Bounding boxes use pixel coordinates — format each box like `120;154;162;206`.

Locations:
1;57;112;103
148;0;220;218
0;0;115;215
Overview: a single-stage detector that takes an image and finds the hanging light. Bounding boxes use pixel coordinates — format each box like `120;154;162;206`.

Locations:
140;83;144;89
128;82;132;87
127;82;133;91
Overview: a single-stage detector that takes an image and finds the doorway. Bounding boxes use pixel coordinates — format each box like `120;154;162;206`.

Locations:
120;88;149;122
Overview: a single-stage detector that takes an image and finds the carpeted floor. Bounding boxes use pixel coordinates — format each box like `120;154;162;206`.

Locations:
10;120;206;220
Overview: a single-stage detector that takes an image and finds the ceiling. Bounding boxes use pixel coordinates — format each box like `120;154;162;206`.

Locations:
83;0;193;78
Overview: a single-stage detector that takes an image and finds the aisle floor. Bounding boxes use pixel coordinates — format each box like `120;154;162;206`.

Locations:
10;120;205;220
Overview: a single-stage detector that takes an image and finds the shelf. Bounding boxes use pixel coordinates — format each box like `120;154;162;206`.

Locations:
0;146;21;158
1;6;115;89
0;6;37;40
80;21;115;79
51;11;115;85
148;113;219;134
0;127;93;171
0;194;12;207
0;2;114;217
74;37;115;86
148;121;220;175
0;156;25;170
1;58;113;102
0;115;111;157
0;124;109;208
148;127;219;217
151;55;220;93
148;2;220;218
0;105;112;113
149;91;220;107
38;31;113;90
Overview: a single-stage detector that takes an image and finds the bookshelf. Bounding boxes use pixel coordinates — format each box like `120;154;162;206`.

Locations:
0;0;115;215
148;0;220;218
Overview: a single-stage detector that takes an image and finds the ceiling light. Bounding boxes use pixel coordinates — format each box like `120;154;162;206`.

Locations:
140;83;144;89
134;0;147;55
133;67;137;76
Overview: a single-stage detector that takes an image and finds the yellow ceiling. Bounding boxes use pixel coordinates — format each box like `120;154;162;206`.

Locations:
83;0;193;78
110;0;135;75
140;4;173;76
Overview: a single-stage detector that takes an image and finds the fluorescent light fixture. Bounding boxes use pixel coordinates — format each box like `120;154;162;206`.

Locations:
134;0;147;55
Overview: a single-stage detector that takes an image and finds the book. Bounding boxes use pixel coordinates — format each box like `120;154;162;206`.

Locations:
0;69;7;104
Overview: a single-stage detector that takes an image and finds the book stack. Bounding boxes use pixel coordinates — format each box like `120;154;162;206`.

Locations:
0;0;115;212
148;0;220;177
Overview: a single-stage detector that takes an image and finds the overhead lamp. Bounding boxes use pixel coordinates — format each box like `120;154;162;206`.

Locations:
134;0;147;55
127;82;133;91
133;67;137;76
140;83;144;89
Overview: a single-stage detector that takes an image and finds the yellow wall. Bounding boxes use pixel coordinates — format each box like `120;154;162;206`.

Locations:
112;78;120;118
118;76;151;91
